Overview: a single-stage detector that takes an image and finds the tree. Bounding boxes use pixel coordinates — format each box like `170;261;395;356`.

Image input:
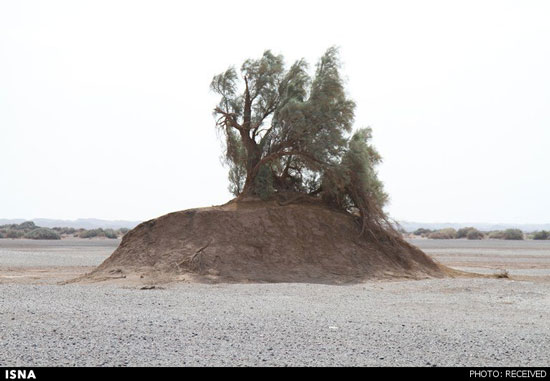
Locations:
211;47;394;240
466;229;484;240
533;230;549;240
502;229;524;240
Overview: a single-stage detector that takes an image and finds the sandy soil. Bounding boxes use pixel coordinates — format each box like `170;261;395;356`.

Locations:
87;203;443;283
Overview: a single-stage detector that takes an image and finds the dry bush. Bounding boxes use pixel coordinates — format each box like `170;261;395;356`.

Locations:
466;229;484;240
23;228;61;240
533;230;550;240
428;228;457;239
495;269;510;279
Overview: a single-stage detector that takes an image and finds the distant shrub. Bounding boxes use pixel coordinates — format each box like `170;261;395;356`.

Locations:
488;230;523;240
79;228;104;239
488;230;505;239
533;230;550;240
413;228;433;236
24;228;61;240
428;228;457;239
457;227;477;239
4;229;24;239
104;229;118;239
118;228;129;235
17;221;37;230
502;229;523;240
495;269;510;279
53;227;76;235
0;221;38;236
0;232;4;238
466;229;484;240
455;226;484;240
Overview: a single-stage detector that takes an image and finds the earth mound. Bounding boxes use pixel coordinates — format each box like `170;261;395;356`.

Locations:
85;199;446;283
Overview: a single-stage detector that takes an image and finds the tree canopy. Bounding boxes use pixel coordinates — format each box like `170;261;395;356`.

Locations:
211;47;394;239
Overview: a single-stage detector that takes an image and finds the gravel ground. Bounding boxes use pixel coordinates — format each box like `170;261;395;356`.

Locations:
411;238;550;277
0;239;118;267
1;279;549;367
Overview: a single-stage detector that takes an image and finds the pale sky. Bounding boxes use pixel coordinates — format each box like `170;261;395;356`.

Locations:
1;0;549;223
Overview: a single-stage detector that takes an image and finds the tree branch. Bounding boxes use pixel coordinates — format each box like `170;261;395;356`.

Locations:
214;107;243;131
243;76;252;131
252;101;278;138
250;149;327;180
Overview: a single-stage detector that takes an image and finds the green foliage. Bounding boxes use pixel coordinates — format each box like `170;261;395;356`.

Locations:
457;227;474;239
103;229;118;239
18;221;37;230
488;229;523;240
0;223;126;240
79;228;104;239
225;129;247;196
211;47;395;236
53;227;76;235
254;165;274;200
466;229;484;240
4;229;24;238
428;228;457;239
0;222;37;239
456;227;484;240
502;229;524;240
347;128;388;207
78;228;121;239
118;228;130;235
488;231;504;239
533;230;550;240
23;228;61;240
413;228;433;236
320;127;388;222
212;48;358;195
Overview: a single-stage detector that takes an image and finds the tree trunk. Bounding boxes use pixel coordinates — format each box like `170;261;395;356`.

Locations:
239;142;261;197
239;76;261;197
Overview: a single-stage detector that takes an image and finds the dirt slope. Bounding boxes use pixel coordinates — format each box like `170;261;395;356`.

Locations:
85;200;445;283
